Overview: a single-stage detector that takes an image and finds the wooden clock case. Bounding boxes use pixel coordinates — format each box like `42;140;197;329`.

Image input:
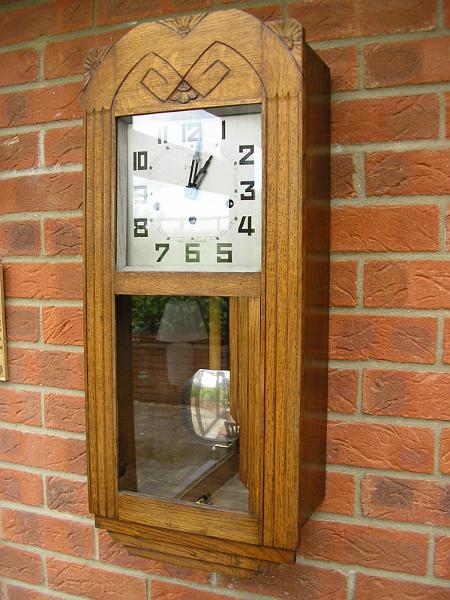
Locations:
84;9;330;575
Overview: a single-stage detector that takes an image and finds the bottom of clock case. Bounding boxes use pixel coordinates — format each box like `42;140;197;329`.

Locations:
96;516;295;576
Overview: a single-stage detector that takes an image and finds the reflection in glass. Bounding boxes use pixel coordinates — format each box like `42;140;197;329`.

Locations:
117;295;248;512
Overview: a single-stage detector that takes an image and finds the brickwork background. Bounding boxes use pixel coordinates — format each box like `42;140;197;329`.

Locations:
0;0;449;598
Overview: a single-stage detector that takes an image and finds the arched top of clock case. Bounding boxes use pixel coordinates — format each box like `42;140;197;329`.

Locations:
84;10;304;115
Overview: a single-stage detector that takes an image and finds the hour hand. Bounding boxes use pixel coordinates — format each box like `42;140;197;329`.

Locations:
193;155;213;189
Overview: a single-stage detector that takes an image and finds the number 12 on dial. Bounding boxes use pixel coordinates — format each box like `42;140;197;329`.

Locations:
118;106;262;273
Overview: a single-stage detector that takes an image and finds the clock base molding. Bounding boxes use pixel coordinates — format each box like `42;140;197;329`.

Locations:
97;516;296;577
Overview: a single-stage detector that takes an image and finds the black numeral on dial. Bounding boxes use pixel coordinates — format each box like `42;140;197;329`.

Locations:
133;151;148;171
239;145;254;165
155;243;169;262
185;243;200;262
240;180;255;201
238;216;255;236
217;243;232;263
134;218;148;237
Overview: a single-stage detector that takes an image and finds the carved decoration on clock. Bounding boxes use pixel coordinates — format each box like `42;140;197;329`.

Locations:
169;80;199;104
141;43;231;104
84;46;113;89
266;19;303;65
158;14;207;37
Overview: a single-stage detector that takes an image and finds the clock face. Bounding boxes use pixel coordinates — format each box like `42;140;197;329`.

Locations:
118;107;262;272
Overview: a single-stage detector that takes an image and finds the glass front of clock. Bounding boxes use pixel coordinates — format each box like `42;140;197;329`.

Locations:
117;105;262;272
117;295;249;513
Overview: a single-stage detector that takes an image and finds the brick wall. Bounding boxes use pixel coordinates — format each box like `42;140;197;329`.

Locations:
0;0;449;598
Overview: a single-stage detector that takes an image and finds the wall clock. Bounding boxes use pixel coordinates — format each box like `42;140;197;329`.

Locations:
84;9;330;575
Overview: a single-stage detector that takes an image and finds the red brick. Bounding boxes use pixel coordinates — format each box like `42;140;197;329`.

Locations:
300;520;428;575
365;261;450;308
98;0;212;26
319;471;355;516
7;586;55;600
98;530;208;583
44;217;83;256
0;545;42;584
45;126;83;166
0;0;93;45
328;369;358;414
152;581;241;600
0;172;83;214
44;393;85;432
330;261;357;307
0;468;43;506
445;0;450;27
42;306;83;346
244;5;281;21
441;429;450;474
356;573;450;600
0;428;86;474
288;0;435;42
365;38;450;88
330;154;355;199
46;476;89;516
366;150;450;196
0;221;40;256
0;82;83;128
47;558;146;600
6;306;39;342
8;348;84;390
1;508;93;559
330;315;437;364
317;46;357;92
0;50;39;87
0;388;40;425
220;562;347;600
3;263;82;300
363;370;450;420
0;133;38;170
45;31;125;80
331;205;439;252
444;319;450;364
447;205;450;249
332;95;439;144
327;421;434;473
435;536;450;579
361;474;450;526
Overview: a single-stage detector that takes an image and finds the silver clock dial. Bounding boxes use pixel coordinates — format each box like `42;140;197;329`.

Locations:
119;107;262;272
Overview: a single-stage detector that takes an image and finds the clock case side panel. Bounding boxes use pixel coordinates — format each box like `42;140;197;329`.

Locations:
260;25;330;550
84;108;118;519
299;43;330;528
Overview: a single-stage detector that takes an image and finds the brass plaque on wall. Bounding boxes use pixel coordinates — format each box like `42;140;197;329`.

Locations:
0;266;7;381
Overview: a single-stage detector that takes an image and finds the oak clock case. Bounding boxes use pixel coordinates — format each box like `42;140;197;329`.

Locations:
84;10;330;576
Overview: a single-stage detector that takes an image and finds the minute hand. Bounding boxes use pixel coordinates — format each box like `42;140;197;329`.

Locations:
193;155;213;189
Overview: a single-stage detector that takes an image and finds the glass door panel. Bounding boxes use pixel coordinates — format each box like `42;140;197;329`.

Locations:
117;295;249;513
